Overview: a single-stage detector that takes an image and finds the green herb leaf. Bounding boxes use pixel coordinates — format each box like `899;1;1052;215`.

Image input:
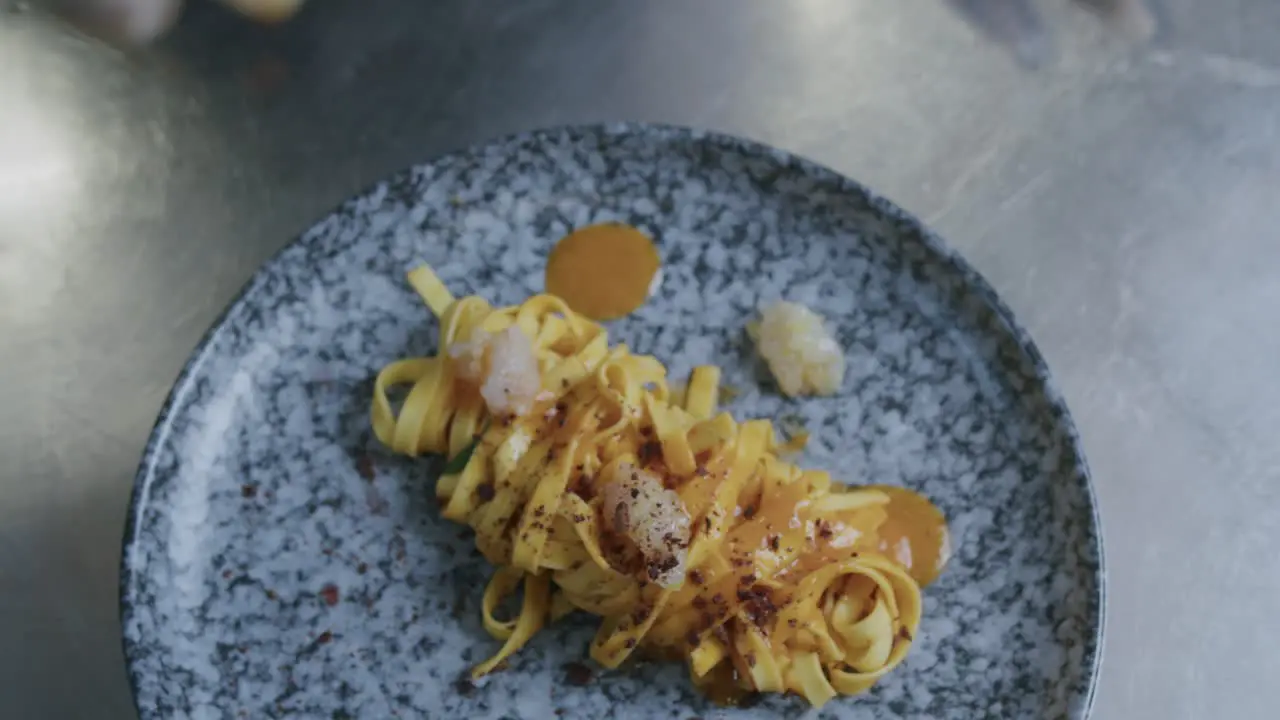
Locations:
719;383;741;403
441;422;490;475
780;412;805;429
441;441;478;475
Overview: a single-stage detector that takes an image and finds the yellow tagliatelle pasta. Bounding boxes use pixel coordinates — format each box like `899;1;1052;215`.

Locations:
371;265;926;708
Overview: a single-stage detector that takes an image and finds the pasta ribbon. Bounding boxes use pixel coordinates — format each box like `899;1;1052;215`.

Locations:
371;264;929;706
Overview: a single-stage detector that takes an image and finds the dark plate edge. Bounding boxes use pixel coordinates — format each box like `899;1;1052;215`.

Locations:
118;120;1106;719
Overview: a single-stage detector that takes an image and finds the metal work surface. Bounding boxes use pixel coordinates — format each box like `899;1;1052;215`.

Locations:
2;1;1276;718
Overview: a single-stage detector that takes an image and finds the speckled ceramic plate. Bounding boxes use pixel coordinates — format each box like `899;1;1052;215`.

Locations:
121;123;1103;719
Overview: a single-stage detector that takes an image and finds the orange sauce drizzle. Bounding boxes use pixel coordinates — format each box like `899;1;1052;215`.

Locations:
545;223;660;321
867;485;951;587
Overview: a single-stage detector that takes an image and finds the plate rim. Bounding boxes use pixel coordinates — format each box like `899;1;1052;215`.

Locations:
118;120;1106;718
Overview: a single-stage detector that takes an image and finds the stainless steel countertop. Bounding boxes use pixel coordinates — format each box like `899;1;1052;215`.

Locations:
3;1;1277;718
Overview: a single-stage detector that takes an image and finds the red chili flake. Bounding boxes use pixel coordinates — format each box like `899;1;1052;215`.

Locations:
265;590;278;600
686;631;701;647
222;569;233;579
704;517;712;532
534;506;546;518
316;631;332;644
630;488;640;499
743;505;756;519
322;548;334;556
319;584;340;607
654;555;679;573
638;440;662;464
632;606;650;625
355;453;376;481
712;593;725;605
745;653;757;668
624;638;637;649
769;536;781;552
689;569;705;586
563;662;593;686
356;563;368;574
898;627;914;642
477;483;496;502
739;574;756;586
572;514;587;523
788;619;798;628
241;484;257;498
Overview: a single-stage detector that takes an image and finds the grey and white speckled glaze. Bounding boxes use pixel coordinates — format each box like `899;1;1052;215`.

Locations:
121;123;1103;720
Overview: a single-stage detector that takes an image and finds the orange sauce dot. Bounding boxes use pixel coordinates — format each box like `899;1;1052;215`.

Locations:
868;485;951;587
545;223;660;321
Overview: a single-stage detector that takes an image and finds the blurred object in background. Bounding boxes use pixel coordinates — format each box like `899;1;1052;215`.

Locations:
53;0;305;45
51;0;1156;64
220;0;304;24
1078;0;1158;38
948;0;1050;66
950;0;1158;66
54;0;183;45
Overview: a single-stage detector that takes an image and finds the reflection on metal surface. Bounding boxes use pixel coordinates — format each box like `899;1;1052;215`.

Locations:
0;98;83;215
0;26;86;326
